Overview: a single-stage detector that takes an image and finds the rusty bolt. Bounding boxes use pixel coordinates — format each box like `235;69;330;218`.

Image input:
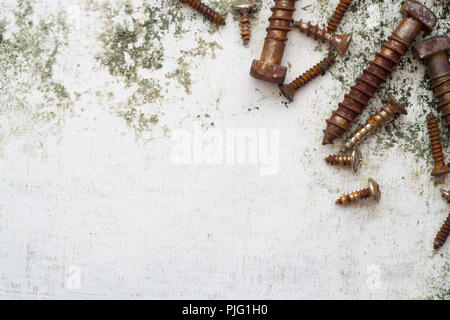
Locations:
427;113;450;177
294;20;352;56
250;0;298;84
327;0;353;33
434;213;450;250
179;0;226;25
322;0;437;145
279;54;336;102
232;0;257;46
413;36;450;136
336;178;381;205
325;147;362;172
441;189;450;203
339;93;407;154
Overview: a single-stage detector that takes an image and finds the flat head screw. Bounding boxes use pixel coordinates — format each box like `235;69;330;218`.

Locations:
179;0;226;25
336;178;381;205
324;147;362;172
327;0;353;33
294;20;352;56
339;93;407;154
427;113;450;177
232;0;257;46
322;0;437;145
413;36;450;136
279;55;336;102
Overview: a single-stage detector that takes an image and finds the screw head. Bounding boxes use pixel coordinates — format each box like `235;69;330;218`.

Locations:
335;33;353;57
412;35;450;60
232;0;257;12
368;178;381;202
351;148;362;172
387;93;407;115
431;163;450;177
400;0;437;32
279;84;295;102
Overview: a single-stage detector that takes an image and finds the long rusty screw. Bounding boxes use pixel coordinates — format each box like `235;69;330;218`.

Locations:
413;36;450;136
325;147;362;172
339;93;407;154
294;20;352;56
232;0;257;46
322;0;437;145
279;55;336;102
179;0;226;25
427;113;450;177
336;178;381;205
441;189;450;203
434;213;450;250
327;0;353;33
250;0;298;84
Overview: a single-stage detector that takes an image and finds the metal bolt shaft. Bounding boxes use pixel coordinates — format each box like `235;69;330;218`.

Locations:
294;19;352;56
279;55;336;102
339;93;407;154
325;147;362;172
250;0;299;84
327;0;353;33
427;113;450;177
179;0;226;25
434;213;450;250
323;0;437;145
336;178;381;205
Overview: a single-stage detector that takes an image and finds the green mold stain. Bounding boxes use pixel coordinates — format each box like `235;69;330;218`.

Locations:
0;0;71;156
426;253;450;300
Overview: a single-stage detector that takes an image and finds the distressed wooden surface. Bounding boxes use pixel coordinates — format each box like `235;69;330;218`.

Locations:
0;0;449;299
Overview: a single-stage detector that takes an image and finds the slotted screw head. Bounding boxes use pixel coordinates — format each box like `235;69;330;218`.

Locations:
232;0;257;11
368;178;381;202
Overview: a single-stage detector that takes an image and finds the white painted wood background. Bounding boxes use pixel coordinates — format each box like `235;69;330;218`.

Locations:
0;0;448;299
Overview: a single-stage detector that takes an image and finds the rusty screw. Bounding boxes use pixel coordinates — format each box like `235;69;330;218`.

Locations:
250;0;298;84
179;0;226;25
322;0;437;145
294;20;352;56
427;113;450;177
434;213;450;250
279;54;336;102
232;0;257;46
441;189;450;203
336;178;381;205
413;36;450;136
325;147;362;172
327;0;353;33
339;93;407;154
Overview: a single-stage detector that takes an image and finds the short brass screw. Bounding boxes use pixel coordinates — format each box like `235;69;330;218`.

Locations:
427;113;450;177
336;178;381;205
279;54;336;102
294;20;352;56
325;148;362;173
232;0;257;46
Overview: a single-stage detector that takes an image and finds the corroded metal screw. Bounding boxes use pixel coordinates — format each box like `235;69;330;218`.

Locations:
433;213;450;250
427;113;450;177
327;0;353;33
294;20;352;56
279;54;336;102
325;147;362;172
339;93;407;154
413;36;450;136
441;189;450;203
250;0;299;84
179;0;226;25
336;178;381;205
232;0;257;46
322;0;437;145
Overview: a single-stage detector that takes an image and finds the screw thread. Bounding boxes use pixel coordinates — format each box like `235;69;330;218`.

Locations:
180;0;226;25
295;20;332;44
327;0;352;33
431;73;450;136
336;188;371;205
428;114;446;166
240;14;252;45
324;154;352;166
434;213;450;250
291;55;335;90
